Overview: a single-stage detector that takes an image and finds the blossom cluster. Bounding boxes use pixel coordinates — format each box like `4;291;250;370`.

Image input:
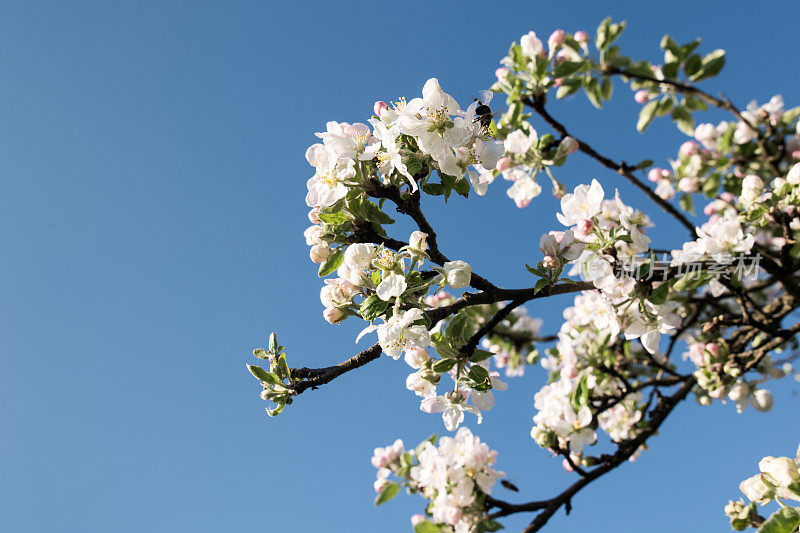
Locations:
372;428;504;533
725;442;800;531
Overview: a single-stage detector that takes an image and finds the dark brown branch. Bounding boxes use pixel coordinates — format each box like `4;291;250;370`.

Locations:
289;343;382;395
364;179;497;292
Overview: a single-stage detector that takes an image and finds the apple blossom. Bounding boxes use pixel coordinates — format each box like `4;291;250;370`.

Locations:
440;260;472;289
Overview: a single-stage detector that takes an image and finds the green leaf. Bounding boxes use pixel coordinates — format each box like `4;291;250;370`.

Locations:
266;400;286;417
252;348;268;359
648;282;670;305
553;60;585;78
277;354;291;380
445;312;475;346
470;349;494;363
600;76;613;100
414;520;443;533
671;106;695;136
672;271;711;292
362;200;395;225
756;507;800;533
422;183;446;196
247;364;281;385
318;209;349;225
468;364;490;383
481;519;505;532
533;278;549;294
595;17;611;50
679;193;695;214
556;80;581;99
637;100;659;132
318;248;343;277
660;34;681;56
584;77;602;109
452;176;470;197
360;295;390;321
374;482;400;506
432;358;458;373
683;54;702;77
691;49;725;81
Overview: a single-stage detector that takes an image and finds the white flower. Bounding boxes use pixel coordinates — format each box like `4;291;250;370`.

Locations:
759;456;800;487
421;393;483;431
520;31;545;58
504;128;537;156
399;78;466;164
786;163;800;186
504;169;542;208
404;347;430;369
358;308;431;360
303;225;326;246
539;230;585;262
406;371;437;397
441;261;472;289
305;144;356;208
751;389;773;412
376;272;407;301
407;231;428;254
623;302;681;354
369;117;417;191
337;243;377;285
740;175;764;205
739;474;772;504
315;121;380;161
472;367;508;411
469;166;497;196
371;439;404;468
320;277;357;309
557;179;605;226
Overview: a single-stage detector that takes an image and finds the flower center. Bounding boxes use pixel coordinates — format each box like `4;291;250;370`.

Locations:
320;172;338;189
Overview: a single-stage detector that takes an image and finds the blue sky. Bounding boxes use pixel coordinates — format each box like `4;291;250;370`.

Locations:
1;1;799;532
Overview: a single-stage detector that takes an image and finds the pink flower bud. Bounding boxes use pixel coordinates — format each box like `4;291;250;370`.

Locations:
720;192;735;202
496;156;512;172
373;101;389;117
560;136;578;156
548;29;566;51
647;168;663;183
562;458;574;472
677;177;698;193
410;515;426;527
553;76;563;86
634;90;649;104
542;255;557;268
679;141;699;158
574;31;589;43
495;67;509;81
705;343;719;356
309;244;331;264
576;218;594;237
703;204;716;216
308;207;321;224
373;478;388;493
323;307;345;325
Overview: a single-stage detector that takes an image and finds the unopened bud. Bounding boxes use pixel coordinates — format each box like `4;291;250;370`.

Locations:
496;156;512;172
374;100;389;117
574;31;589;43
310;244;331;263
323;307;345;324
634;90;649;104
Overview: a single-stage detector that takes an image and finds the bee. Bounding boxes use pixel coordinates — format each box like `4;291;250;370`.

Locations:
473;90;495;135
